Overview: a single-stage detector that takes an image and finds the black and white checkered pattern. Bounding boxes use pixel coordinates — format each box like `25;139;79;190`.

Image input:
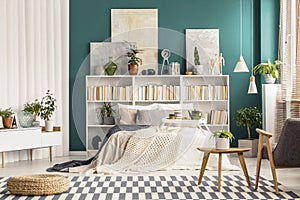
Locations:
0;175;299;199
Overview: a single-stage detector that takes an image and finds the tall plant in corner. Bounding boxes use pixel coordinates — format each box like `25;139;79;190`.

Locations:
234;106;262;139
40;90;56;131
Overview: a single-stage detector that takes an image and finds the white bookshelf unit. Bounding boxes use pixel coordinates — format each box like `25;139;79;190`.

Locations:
86;75;229;153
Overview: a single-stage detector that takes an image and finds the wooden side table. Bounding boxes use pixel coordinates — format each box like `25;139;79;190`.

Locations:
197;147;251;191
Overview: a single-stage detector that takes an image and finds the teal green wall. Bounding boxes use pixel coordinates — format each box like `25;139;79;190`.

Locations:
70;0;280;150
261;0;280;62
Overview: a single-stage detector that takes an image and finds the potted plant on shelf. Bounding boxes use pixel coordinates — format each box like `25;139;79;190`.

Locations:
127;43;143;75
192;46;204;75
0;107;14;128
212;130;234;150
234;106;262;157
253;59;282;84
98;102;115;125
23;99;42;127
40;90;56;132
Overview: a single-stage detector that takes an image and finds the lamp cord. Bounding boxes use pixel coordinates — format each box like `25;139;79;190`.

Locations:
240;0;243;56
251;0;254;76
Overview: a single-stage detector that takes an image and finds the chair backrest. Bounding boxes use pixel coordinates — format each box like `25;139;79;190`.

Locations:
273;118;300;166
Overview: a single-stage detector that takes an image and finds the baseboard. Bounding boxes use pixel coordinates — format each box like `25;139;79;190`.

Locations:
69;151;87;156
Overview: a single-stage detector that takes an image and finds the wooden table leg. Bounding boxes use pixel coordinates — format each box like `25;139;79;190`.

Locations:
255;134;264;190
237;152;251;186
49;146;53;162
198;152;210;185
2;152;4;168
218;153;222;191
29;149;33;161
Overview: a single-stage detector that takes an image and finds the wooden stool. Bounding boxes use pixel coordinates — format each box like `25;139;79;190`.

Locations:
197;147;251;191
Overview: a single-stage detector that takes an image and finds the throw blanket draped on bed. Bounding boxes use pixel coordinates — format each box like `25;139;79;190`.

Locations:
47;125;149;172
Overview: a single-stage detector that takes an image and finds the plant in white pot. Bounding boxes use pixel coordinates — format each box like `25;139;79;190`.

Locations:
234;106;262;157
40;90;56;131
212;130;234;150
253;59;282;84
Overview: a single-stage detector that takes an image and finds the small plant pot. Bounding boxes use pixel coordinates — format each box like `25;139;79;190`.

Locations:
45;120;54;132
264;74;276;84
215;138;230;150
3;117;13;129
103;116;115;125
128;64;138;75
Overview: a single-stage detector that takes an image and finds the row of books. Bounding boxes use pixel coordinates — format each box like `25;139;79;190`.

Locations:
184;85;228;100
87;85;132;101
137;85;180;101
208;110;228;124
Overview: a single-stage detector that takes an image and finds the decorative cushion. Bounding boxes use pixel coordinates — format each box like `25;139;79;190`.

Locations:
136;110;171;126
118;104;158;125
7;174;70;196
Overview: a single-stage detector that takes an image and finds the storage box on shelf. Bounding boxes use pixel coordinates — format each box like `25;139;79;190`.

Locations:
86;75;230;154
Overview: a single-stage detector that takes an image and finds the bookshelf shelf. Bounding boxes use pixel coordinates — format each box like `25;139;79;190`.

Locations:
86;75;230;152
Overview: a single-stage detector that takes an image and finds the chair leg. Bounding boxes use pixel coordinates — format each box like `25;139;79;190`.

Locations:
255;134;264;190
266;137;279;194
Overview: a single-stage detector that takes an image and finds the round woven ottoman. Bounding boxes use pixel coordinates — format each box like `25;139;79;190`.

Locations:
7;174;70;196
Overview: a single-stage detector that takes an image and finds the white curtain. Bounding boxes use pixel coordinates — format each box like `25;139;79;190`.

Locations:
0;0;69;164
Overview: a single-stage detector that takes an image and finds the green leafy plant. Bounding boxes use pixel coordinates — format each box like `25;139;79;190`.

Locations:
213;130;235;142
194;47;200;65
234;106;262;139
0;107;14;118
100;102;114;117
40;90;56;121
253;60;282;78
127;43;143;66
23;99;42;121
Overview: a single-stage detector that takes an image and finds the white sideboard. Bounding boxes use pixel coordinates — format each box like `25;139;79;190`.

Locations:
0;127;62;167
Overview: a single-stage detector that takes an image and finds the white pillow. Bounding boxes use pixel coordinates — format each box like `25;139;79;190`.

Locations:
118;104;158;125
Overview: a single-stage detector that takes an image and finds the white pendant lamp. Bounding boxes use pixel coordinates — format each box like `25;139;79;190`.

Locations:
248;75;258;94
234;0;249;72
248;0;258;94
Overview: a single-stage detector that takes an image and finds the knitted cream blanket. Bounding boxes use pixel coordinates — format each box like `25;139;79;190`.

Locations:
95;127;181;174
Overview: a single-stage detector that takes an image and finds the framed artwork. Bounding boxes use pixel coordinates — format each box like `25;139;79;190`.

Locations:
90;42;130;75
186;29;220;75
111;9;158;72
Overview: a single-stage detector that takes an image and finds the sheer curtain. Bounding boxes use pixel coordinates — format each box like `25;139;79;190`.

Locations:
0;0;69;164
276;0;300;139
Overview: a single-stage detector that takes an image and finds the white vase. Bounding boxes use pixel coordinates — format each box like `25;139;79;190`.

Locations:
45;120;54;132
264;74;276;84
215;138;230;150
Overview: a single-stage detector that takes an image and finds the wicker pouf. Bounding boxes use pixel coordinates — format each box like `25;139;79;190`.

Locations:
7;174;70;196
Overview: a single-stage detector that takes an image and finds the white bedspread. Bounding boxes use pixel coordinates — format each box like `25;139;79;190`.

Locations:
70;126;239;174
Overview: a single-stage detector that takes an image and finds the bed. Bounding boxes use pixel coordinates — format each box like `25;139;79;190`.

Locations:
48;103;238;173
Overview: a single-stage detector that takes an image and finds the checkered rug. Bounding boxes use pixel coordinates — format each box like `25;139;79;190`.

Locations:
0;175;299;199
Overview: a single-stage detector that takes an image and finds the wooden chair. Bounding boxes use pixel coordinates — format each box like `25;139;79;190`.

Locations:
255;118;300;194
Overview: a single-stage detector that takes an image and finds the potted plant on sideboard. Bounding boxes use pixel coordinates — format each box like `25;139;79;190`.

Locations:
253;59;282;84
212;130;235;150
0;107;14;128
234;106;262;157
127;43;143;75
40;90;56;132
23;99;42;127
